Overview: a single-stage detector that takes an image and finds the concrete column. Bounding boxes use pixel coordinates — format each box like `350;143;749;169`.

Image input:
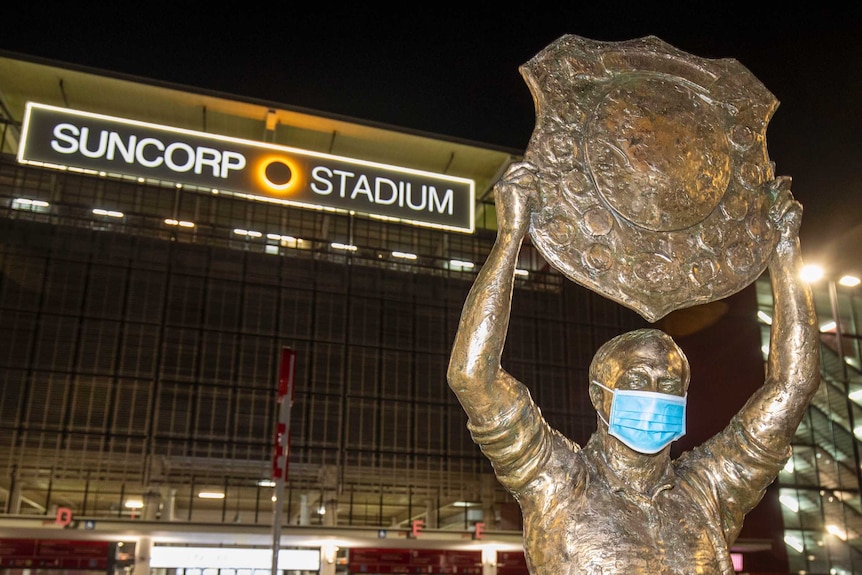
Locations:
300;493;310;525
320;544;338;575
424;498;438;529
323;498;337;526
142;490;160;521
481;548;498;575
481;475;498;529
7;469;23;514
161;487;176;521
133;537;152;575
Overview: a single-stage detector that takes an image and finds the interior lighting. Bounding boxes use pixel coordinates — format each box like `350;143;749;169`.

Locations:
449;260;474;270
783;459;794;473
257;479;276;487
124;499;144;509
849;390;862;402
820;320;837;332
784;534;804;553
839;275;861;287
233;228;262;238
93;208;124;218
266;233;291;241
331;242;357;251
826;524;847;541
392;251;417;260
198;491;225;499
779;494;799;512
515;269;529;278
800;264;824;283
164;219;194;228
13;198;50;208
853;425;862;439
757;311;772;325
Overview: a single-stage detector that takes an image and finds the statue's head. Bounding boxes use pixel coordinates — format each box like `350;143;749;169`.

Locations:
588;329;690;434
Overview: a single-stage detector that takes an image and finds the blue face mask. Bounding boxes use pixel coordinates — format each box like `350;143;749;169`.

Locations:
593;381;686;454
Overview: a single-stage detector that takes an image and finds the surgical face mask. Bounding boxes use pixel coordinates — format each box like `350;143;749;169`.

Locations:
592;380;686;454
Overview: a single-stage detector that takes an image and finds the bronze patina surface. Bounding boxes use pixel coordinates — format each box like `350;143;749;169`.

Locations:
448;36;820;575
522;35;781;322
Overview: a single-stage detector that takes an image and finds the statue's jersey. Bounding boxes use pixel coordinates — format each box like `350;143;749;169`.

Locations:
467;385;788;575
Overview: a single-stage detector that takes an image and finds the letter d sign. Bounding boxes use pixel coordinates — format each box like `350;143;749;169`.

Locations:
55;507;73;527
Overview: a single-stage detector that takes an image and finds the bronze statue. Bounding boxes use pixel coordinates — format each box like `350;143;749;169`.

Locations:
447;36;820;575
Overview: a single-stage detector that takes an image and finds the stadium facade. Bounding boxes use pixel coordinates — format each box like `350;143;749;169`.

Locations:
0;52;859;575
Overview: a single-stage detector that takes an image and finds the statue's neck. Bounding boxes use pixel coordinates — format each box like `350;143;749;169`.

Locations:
595;422;671;495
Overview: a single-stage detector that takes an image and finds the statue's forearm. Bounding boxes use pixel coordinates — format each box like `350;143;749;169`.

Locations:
448;228;525;407
739;237;820;450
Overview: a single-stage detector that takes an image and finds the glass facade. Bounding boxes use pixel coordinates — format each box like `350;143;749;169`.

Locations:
0;154;645;532
757;272;862;574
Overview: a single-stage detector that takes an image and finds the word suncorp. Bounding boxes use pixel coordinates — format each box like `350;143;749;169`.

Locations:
50;122;247;178
310;166;455;215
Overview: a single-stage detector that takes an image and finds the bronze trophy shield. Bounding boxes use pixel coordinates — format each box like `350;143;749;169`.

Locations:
521;35;782;322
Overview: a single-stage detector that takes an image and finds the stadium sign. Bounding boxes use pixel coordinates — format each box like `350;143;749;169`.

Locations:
18;102;475;232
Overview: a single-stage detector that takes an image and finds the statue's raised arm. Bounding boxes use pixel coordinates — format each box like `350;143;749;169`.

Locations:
447;161;536;418
447;162;563;492
737;177;821;452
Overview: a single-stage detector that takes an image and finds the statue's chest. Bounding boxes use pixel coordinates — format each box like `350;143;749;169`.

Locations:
523;481;722;575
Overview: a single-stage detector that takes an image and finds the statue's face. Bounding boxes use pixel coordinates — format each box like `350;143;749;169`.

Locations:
611;339;687;395
594;332;689;417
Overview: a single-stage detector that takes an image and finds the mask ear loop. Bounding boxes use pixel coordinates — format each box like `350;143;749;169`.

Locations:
591;380;613;429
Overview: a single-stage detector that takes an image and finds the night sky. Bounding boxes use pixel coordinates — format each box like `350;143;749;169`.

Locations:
3;4;861;276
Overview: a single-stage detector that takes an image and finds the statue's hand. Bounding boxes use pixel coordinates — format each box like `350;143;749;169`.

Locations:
766;176;803;243
766;177;802;268
494;161;538;236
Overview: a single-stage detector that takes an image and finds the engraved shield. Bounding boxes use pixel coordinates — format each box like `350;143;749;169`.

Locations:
521;35;782;322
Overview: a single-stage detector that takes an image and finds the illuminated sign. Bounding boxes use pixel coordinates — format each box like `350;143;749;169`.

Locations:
149;546;319;569
18;102;476;232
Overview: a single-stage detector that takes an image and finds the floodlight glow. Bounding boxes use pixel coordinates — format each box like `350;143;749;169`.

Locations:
839;275;861;287
784;534;804;553
779;494;799;512
800;264;824;283
826;524;847;541
849;390;862;401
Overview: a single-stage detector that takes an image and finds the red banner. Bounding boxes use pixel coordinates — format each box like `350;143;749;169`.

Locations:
348;549;482;575
0;539;110;569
